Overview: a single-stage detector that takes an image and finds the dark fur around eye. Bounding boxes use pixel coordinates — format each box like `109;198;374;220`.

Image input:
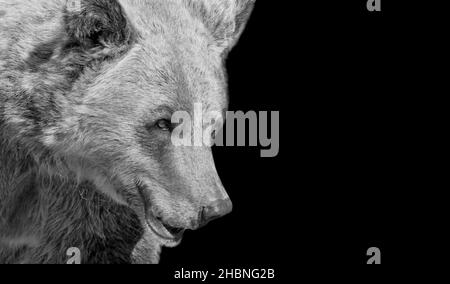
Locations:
155;119;173;132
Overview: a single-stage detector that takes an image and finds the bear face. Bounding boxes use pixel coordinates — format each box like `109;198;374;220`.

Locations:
0;0;255;263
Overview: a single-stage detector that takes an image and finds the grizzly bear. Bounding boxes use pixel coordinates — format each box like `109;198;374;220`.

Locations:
0;0;255;263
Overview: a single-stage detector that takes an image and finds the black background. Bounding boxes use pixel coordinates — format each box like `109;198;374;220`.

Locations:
159;0;445;271
162;0;395;266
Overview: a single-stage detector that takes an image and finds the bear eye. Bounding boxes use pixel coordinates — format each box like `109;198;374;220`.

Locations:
156;119;173;131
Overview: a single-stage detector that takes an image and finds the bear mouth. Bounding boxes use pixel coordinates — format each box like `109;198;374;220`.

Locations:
145;213;185;246
136;181;185;246
158;219;185;237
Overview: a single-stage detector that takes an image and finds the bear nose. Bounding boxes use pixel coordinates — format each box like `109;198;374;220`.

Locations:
199;199;233;228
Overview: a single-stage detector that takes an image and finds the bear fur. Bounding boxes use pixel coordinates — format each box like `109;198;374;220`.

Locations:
0;0;254;264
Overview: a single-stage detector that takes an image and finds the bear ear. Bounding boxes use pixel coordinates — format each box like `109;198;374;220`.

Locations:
63;0;135;51
188;0;256;53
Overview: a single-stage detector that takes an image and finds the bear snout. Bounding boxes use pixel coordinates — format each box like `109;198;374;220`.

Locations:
198;199;233;228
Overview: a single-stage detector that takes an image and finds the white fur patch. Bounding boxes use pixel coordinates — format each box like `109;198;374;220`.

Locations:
41;127;59;146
